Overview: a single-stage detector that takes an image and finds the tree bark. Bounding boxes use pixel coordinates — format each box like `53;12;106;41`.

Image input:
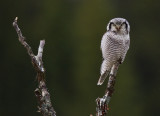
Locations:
13;17;56;116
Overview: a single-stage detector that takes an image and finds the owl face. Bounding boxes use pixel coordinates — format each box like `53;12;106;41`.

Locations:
107;18;130;34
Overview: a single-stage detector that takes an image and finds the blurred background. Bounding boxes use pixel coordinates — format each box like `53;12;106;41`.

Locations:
0;0;160;116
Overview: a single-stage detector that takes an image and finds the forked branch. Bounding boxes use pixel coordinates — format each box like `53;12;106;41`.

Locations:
13;17;56;116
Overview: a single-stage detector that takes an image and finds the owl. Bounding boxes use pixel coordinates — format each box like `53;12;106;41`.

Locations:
97;18;130;85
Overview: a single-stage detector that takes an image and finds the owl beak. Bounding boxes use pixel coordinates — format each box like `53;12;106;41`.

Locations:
116;25;121;31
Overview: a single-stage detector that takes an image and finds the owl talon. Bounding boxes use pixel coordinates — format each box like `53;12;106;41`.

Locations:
118;58;123;64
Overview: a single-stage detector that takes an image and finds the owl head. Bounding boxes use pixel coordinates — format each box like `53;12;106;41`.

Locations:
107;18;130;34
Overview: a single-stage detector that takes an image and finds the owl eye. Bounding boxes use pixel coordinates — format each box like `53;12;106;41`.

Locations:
122;21;128;29
109;22;115;30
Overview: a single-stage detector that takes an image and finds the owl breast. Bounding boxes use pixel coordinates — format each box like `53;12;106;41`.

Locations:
101;32;129;63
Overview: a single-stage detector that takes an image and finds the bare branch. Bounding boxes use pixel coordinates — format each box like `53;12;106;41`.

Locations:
37;40;45;59
96;62;120;116
13;17;35;57
13;17;56;116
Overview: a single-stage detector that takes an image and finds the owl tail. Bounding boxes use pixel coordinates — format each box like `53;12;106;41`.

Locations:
97;70;110;85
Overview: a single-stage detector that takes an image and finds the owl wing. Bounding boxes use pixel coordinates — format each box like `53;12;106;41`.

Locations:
125;37;130;51
100;32;113;59
121;37;130;63
98;32;116;85
101;32;119;62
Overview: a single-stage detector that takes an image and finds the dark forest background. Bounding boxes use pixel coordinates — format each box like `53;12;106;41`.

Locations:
1;0;160;116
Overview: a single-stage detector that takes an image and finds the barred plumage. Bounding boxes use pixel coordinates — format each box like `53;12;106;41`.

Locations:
97;18;130;85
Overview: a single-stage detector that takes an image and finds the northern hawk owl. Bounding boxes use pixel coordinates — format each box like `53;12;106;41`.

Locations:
97;18;130;85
